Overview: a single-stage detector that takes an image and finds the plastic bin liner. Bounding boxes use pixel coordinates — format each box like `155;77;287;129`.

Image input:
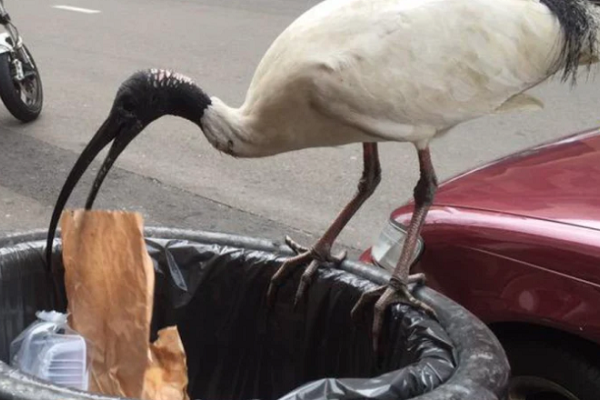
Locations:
0;235;456;400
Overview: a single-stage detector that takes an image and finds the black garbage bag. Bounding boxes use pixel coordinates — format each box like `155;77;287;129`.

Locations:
145;238;456;400
0;229;508;400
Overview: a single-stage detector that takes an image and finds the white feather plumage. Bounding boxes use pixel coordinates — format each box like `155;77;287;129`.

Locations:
202;0;596;156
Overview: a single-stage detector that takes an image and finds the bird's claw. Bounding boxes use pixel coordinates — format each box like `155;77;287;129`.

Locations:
267;237;347;309
351;274;433;353
285;236;347;263
266;252;309;309
293;259;320;309
285;236;309;254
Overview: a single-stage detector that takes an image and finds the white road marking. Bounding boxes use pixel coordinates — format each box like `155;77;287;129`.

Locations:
52;5;101;14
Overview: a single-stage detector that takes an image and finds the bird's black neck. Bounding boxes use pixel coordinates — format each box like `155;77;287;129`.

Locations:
166;82;212;127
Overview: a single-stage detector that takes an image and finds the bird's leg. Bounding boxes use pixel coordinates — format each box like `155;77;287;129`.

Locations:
267;143;381;308
351;147;438;352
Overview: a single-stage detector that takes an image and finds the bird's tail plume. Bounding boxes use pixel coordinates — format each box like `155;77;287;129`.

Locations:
540;0;600;83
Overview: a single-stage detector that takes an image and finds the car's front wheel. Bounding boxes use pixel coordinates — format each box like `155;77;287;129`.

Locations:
503;336;600;400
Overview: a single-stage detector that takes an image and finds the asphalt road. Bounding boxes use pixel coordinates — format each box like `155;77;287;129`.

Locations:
1;0;600;256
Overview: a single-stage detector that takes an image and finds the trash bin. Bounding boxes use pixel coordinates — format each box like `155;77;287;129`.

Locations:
0;228;510;400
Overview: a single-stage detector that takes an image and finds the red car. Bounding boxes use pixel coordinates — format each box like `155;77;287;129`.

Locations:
360;127;600;400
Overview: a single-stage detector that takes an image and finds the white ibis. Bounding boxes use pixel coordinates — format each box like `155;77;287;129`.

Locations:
46;0;599;350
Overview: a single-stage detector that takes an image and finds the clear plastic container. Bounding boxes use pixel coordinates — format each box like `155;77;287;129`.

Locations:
9;310;89;391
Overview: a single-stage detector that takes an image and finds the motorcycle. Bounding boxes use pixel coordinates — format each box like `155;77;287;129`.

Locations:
0;0;42;122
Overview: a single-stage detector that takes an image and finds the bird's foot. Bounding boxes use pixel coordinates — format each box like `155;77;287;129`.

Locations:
267;236;347;309
283;236;311;255
351;273;434;353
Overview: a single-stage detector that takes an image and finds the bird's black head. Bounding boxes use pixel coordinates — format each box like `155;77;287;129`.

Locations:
114;68;211;126
44;68;211;270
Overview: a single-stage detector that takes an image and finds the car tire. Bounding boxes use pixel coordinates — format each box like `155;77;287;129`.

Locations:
503;336;600;400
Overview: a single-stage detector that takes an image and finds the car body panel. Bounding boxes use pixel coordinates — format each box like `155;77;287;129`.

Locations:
433;128;600;231
360;127;600;346
375;206;600;345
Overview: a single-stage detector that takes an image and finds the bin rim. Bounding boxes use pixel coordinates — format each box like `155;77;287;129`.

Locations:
0;227;510;400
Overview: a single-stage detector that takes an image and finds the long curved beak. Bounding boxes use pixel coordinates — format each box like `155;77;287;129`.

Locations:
45;114;142;272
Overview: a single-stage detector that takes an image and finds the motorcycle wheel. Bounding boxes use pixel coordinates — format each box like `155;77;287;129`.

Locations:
0;45;43;122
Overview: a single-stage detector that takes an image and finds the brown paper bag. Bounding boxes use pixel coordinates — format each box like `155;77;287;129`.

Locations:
142;327;190;400
61;210;189;400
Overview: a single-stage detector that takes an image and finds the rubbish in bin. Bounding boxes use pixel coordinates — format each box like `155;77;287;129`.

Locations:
60;209;189;400
142;326;189;400
9;310;90;391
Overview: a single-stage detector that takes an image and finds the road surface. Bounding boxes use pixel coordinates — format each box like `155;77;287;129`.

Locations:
1;0;599;257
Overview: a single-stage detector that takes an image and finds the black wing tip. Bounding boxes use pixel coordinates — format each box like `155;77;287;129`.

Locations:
540;0;599;84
